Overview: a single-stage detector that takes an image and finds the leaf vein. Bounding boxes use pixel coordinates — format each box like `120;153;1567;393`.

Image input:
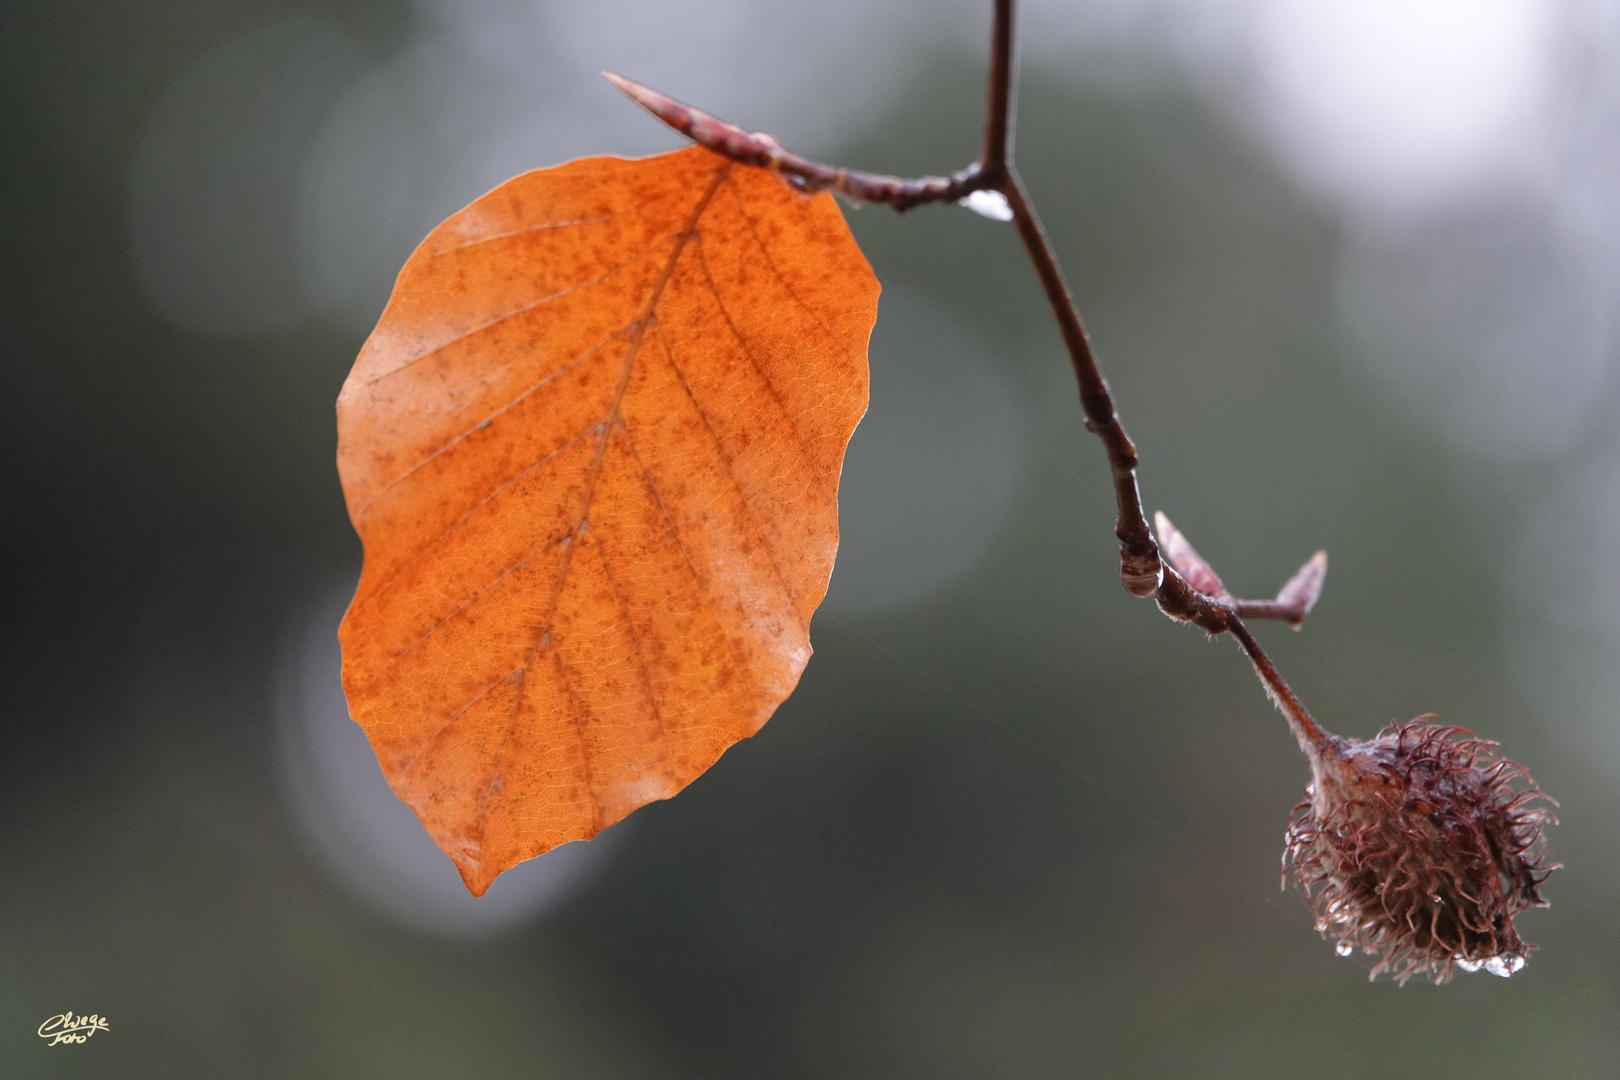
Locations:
592;532;668;744
398;669;518;777
615;420;752;683
429;189;680;258
720;176;837;340
549;649;603;831
359;233;675;389
651;324;800;610
691;235;826;481
356;326;627;520
363;424;597;610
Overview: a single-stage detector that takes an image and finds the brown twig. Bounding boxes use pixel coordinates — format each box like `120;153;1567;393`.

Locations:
602;73;989;211
604;0;1327;716
1227;617;1342;763
982;0;1016;178
996;171;1168;601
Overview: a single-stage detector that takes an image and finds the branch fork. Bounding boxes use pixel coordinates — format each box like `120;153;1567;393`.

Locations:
1154;512;1327;630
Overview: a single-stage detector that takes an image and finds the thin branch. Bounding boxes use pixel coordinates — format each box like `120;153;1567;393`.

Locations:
997;169;1165;601
603;73;989;212
1227;617;1342;763
982;0;1015;179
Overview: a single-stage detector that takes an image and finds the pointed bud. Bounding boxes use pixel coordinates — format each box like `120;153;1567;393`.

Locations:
1154;512;1225;598
1275;551;1327;626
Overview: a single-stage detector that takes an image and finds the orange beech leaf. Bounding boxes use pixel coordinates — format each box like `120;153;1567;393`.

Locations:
336;146;879;896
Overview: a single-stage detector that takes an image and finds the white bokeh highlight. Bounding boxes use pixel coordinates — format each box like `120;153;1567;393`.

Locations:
822;292;1026;617
1338;206;1615;462
1247;0;1552;213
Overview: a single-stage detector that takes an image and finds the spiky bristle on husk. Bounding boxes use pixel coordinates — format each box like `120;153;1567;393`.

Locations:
1283;718;1556;985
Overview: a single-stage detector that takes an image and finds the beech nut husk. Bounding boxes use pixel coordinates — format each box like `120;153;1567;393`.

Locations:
1283;718;1557;985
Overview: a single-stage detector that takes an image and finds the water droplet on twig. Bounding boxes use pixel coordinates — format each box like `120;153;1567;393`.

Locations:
958;189;1012;222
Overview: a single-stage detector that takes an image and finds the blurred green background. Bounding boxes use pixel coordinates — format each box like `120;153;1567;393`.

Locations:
4;0;1618;1076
